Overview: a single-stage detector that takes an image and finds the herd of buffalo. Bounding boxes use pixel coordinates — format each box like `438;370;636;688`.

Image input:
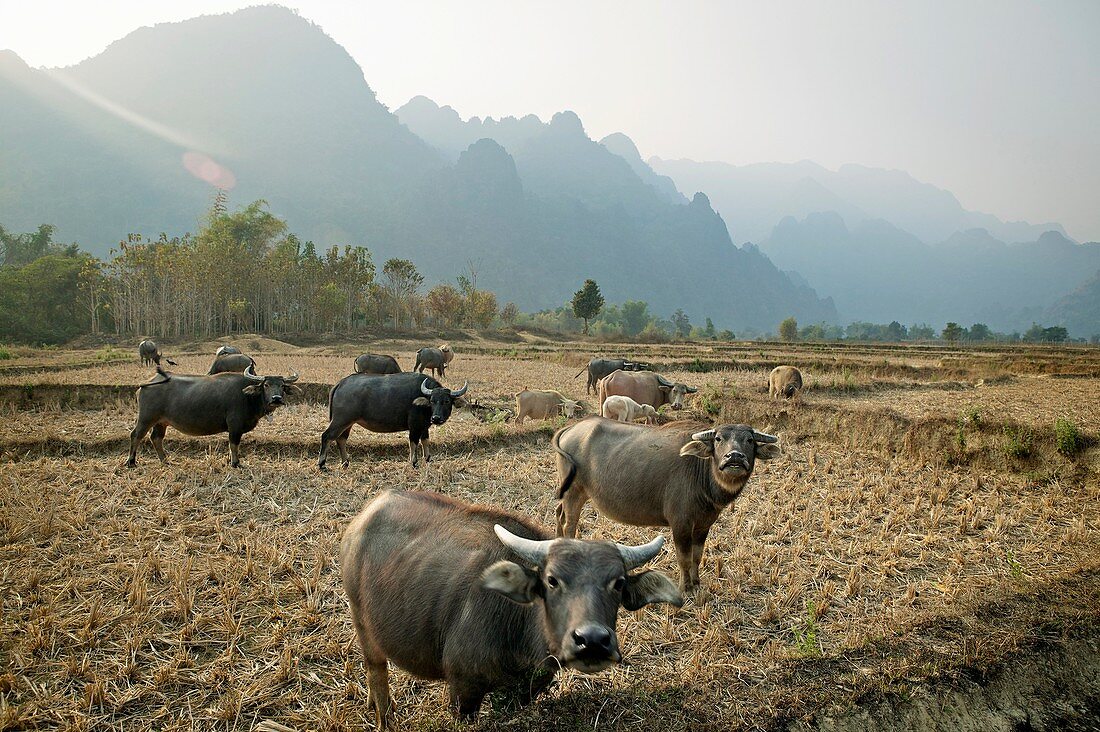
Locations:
127;339;804;726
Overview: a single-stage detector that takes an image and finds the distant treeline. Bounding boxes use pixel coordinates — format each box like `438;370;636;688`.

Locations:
0;199;1088;346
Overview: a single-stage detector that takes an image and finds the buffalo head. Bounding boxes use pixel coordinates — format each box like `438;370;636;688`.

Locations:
242;368;301;410
483;527;681;673
679;425;780;477
656;375;697;410
416;379;469;425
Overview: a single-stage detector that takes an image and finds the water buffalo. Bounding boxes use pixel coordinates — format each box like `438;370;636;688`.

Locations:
574;358;650;395
602;394;659;424
769;365;803;399
414;344;454;379
215;345;241;357
354;353;401;375
207;353;256;375
515;388;582;425
598;370;696;411
553;418;780;593
341;489;681;727
138;339;176;367
127;366;300;468
319;372;468;469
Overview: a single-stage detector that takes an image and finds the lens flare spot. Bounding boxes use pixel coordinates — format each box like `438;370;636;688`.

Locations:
182;151;236;189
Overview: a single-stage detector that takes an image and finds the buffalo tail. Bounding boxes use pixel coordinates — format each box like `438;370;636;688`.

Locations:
551;426;578;499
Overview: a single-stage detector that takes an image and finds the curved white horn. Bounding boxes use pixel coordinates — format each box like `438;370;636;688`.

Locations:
752;430;778;444
691;429;716;441
450;381;469;397
420;379;435;396
284;370;299;383
243;364;264;383
494;524;552;566
615;535;665;570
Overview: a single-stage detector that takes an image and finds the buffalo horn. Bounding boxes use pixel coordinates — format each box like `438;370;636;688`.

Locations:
494;524;551;566
615;535;665;570
284;371;299;383
243;365;264;383
656;374;673;387
420;379;435;396
691;429;716;442
450;381;469;397
752;430;779;444
685;385;698;393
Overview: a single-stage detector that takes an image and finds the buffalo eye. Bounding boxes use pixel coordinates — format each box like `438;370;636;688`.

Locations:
612;577;625;592
546;575;560;589
714;436;722;443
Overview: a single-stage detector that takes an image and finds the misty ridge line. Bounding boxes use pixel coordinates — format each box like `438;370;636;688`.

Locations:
0;5;1097;337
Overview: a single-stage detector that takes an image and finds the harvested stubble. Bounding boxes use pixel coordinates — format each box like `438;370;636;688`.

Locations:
1;342;1098;731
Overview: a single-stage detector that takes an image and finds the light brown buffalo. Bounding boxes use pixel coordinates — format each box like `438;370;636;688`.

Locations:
769;365;803;399
515;388;582;425
597;370;696;411
553;418;780;593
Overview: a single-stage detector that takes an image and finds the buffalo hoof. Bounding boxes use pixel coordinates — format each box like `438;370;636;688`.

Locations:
126;460;137;469
318;463;328;472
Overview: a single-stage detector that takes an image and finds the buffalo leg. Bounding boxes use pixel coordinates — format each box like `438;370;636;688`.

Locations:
335;426;352;466
407;435;418;467
671;527;696;594
690;525;712;590
319;421;350;469
352;616;392;729
448;679;487;721
128;418;155;467
421;435;431;463
228;431;244;468
557;485;588;538
150;424;168;462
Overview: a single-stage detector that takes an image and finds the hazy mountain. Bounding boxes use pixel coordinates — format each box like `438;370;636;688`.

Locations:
396;97;684;210
1043;266;1100;339
650;158;1069;246
0;6;835;331
762;213;1100;333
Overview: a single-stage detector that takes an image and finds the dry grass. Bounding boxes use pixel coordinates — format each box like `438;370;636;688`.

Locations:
1;339;1098;730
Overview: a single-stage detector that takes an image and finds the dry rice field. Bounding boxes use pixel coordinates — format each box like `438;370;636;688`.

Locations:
1;335;1098;731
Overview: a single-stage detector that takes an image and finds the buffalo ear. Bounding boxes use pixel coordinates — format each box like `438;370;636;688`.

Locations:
756;443;782;461
679;440;713;459
284;384;303;395
412;397;430;407
242;384;263;395
454;396;469;408
482;561;541;605
623;570;683;610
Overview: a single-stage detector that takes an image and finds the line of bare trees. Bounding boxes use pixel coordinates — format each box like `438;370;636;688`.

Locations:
78;197;505;339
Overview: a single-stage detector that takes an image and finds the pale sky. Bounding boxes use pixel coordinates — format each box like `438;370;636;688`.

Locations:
3;1;1099;240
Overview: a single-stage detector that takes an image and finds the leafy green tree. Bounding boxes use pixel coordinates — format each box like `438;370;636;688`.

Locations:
621;300;650;337
968;323;991;342
885;321;907;341
467;289;498;328
942;322;964;342
571;279;604;335
704;317;716;339
1042;326;1068;343
779;316;798;342
910;323;936;340
500;302;519;325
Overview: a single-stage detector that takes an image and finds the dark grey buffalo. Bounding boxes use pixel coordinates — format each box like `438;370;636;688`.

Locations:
138;339;176;367
553;419;780;593
128;367;300;468
319;372;468;469
215;345;242;357
353;353;401;375
413;344;454;379
341;489;682;727
574;358;649;395
207;353;256;375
